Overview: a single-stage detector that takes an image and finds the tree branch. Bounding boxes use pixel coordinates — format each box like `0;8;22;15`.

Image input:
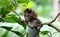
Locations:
50;12;60;23
48;23;60;32
42;12;60;32
43;23;60;32
13;11;21;20
48;12;60;32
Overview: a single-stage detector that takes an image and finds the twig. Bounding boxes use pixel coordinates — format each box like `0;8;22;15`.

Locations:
50;12;60;23
48;23;60;32
48;12;60;32
42;23;60;32
13;11;21;20
42;12;60;32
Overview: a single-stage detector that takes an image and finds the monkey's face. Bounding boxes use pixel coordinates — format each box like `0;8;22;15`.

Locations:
24;8;37;22
24;12;33;22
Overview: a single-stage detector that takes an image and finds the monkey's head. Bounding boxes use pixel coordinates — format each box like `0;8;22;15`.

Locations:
24;8;37;22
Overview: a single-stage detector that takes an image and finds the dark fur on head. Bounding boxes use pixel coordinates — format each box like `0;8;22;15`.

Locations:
24;8;37;22
24;8;34;13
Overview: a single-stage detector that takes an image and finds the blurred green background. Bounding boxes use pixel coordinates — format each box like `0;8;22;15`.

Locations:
0;0;60;37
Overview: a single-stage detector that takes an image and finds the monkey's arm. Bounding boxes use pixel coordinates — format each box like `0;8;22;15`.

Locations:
21;20;34;28
29;19;43;29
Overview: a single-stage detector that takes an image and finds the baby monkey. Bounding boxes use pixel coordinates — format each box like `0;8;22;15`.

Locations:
24;8;42;37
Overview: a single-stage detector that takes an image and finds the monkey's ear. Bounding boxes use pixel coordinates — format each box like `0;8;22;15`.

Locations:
33;13;37;18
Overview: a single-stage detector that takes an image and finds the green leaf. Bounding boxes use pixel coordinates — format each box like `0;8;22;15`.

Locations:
2;31;9;37
9;14;26;29
1;6;13;18
12;31;23;36
0;0;11;6
0;26;23;36
0;26;12;31
40;31;49;35
5;15;16;23
18;0;29;3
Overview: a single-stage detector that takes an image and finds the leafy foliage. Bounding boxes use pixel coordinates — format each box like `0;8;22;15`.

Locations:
5;14;16;23
9;14;26;29
0;26;23;36
0;0;28;36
